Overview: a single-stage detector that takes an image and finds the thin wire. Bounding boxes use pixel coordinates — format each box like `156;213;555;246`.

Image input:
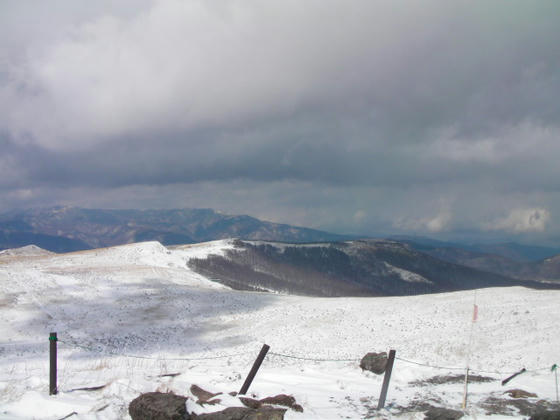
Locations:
269;352;360;362
395;356;546;376
58;339;248;361
395;356;466;371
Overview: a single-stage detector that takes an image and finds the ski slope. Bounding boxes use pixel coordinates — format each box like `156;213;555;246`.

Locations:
0;241;558;419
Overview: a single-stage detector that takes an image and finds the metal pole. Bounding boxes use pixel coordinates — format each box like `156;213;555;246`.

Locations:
377;349;396;409
239;344;270;395
463;290;478;409
555;368;558;403
462;368;469;409
49;332;58;395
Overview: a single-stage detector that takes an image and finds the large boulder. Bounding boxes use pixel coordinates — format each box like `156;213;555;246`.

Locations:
424;407;464;420
191;384;223;404
130;386;299;420
129;392;190;420
191;406;286;420
530;410;560;420
505;389;538;399
254;394;303;413
360;352;388;374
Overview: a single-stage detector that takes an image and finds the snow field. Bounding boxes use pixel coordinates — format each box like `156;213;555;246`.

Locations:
0;241;559;419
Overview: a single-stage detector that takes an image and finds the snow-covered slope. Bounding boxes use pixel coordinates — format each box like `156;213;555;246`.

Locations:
187;239;547;297
0;241;559;419
0;244;53;257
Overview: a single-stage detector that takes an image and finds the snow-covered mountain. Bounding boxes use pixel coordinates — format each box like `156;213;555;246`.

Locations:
0;207;349;252
418;246;560;284
0;241;559;419
186;239;555;296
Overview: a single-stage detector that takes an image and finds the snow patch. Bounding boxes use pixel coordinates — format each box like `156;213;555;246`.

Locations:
172;239;238;261
0;244;54;257
243;240;334;253
384;262;433;284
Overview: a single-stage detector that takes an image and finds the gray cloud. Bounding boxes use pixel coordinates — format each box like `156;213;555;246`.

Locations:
1;0;560;242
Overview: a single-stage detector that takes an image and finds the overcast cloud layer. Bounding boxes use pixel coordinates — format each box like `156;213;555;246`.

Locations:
1;0;560;244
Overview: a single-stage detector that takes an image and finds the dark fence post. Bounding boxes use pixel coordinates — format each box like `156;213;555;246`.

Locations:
49;332;58;395
377;349;396;409
239;344;270;395
501;368;526;386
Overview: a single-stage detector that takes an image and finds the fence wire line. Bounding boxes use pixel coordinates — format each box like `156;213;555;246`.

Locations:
0;341;41;347
394;356;466;372
269;351;360;362
394;356;551;375
58;338;249;361
8;335;555;377
268;351;553;376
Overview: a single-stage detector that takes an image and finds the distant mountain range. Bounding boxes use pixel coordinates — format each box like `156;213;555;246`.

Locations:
0;206;349;252
390;235;560;261
386;236;560;283
1;206;560;285
186;239;558;296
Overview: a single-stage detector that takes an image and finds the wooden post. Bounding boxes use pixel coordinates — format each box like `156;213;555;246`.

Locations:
49;332;58;395
462;368;470;409
239;344;270;395
554;371;560;403
501;368;526;386
552;364;558;403
462;292;478;409
377;349;396;409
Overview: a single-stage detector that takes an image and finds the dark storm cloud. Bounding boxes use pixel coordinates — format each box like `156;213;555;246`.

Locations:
2;0;560;239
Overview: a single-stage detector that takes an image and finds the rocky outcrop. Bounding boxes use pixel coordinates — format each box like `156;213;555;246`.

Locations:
129;392;189;420
191;406;286;420
530;409;560;420
129;386;301;420
424;407;464;420
505;389;538;399
239;394;303;413
191;384;223;404
360;352;388;374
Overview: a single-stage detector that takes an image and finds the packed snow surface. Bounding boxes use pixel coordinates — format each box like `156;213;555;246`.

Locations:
0;240;558;419
383;262;433;284
243;240;335;252
0;245;53;258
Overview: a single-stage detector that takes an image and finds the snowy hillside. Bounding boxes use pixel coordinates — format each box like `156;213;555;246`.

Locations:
0;241;559;419
187;239;551;297
0;245;53;258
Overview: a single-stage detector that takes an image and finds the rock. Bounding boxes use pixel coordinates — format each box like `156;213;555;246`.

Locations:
291;404;304;413
191;385;223;403
259;394;303;412
202;399;222;406
185;386;299;418
360;352;388;374
260;395;296;408
240;397;262;409
505;389;538;399
129;392;190;420
530;410;560;420
424;407;464;420
191;406;286;420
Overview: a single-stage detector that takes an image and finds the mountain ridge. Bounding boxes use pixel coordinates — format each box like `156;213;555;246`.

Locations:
0;206;351;251
2;206;560;284
186;239;559;296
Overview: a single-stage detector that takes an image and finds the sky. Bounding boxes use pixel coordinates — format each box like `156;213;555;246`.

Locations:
1;0;560;245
